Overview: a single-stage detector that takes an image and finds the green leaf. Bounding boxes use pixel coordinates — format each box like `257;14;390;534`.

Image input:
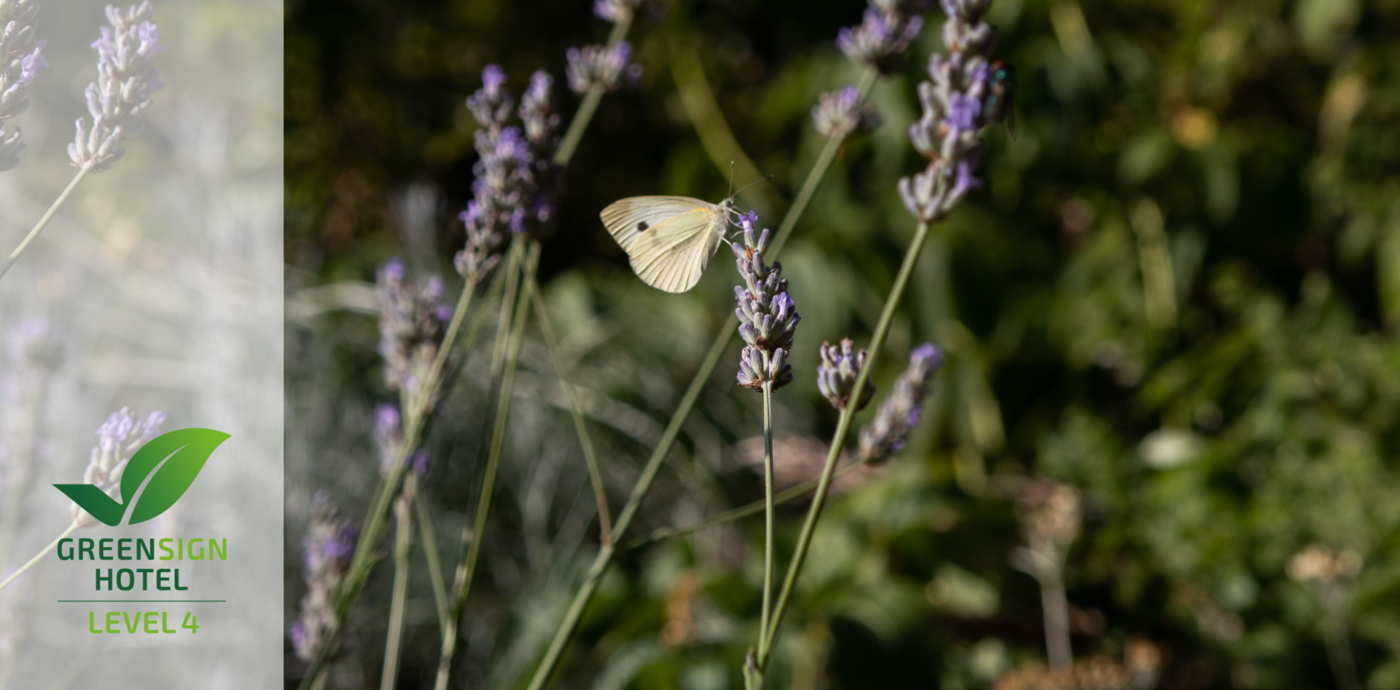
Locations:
122;428;231;525
52;484;125;527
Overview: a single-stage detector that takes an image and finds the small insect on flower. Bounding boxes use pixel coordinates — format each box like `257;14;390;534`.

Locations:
983;60;1017;139
600;177;768;293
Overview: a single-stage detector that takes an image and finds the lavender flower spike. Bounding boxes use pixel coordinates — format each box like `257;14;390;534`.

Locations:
812;84;883;139
456;66;561;280
0;0;47;172
377;259;452;404
836;0;927;73
816;338;875;410
593;0;644;23
70;407;165;526
291;492;357;662
69;1;164;172
857;343;942;462
733;211;798;390
565;42;642;94
897;0;1006;222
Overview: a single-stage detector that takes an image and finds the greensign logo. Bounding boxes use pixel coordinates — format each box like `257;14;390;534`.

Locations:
54;428;230;527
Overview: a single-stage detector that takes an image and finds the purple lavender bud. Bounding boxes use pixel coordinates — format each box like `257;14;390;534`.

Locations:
293;492;357;661
593;0;644;23
466;65;514;129
566;42;642;94
69;3;162;172
836;3;925;73
816;339;876;410
376;260;451;403
71;406;165;525
897;0;1005;222
0;3;47;173
733;212;798;391
857;343;944;462
812;84;883;138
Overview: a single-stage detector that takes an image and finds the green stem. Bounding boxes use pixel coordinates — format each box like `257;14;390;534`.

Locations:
297;270;483;690
758;221;931;671
492;241;525;376
415;493;451;637
624;458;869;550
749;377;777;689
433;241;539;690
0;163;92;282
553;16;633;167
530;279;613;544
522;71;879;690
0;521;79;593
758;379;776;659
380;477;416;690
768;67;878;258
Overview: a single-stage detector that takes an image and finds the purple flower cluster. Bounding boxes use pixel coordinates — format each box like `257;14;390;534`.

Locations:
291;491;357;662
816;338;875;410
857;343;942;462
836;0;927;73
69;2;163;172
0;0;46;172
373;403;428;477
565;42;641;95
898;0;1006;222
811;84;882;139
455;66;562;282
376;258;452;402
592;0;644;23
70;407;165;526
733;212;798;391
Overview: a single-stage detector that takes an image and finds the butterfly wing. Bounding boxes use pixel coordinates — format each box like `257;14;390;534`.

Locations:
626;207;726;293
601;196;716;252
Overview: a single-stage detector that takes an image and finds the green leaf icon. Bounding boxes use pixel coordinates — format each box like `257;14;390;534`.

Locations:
54;428;230;527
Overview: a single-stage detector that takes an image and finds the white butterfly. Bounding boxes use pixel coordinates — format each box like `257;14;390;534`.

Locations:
601;196;738;293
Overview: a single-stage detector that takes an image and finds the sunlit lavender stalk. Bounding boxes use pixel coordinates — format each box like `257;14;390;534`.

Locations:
731;211;800;689
68;1;163;172
898;0;1005;223
0;0;46;172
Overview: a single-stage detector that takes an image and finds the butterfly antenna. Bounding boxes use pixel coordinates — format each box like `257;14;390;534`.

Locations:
731;175;774;199
728;162;735;198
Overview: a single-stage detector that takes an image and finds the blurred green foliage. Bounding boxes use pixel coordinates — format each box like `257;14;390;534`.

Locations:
285;0;1400;688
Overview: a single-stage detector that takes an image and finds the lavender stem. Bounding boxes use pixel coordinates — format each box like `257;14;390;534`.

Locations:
0;163;92;281
530;276;613;544
379;475;415;690
554;15;632;166
758;220;932;672
433;239;539;690
523;68;883;690
0;520;78;593
414;494;451;637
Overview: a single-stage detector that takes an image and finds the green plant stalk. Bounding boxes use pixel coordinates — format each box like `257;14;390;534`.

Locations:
415;493;451;637
522;72;880;690
755;221;932;677
492;241;526;376
298;271;483;690
0;163;93;282
757;378;776;661
530;279;613;544
553;16;632;166
380;476;416;690
0;521;78;593
625;458;870;550
433;241;539;690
